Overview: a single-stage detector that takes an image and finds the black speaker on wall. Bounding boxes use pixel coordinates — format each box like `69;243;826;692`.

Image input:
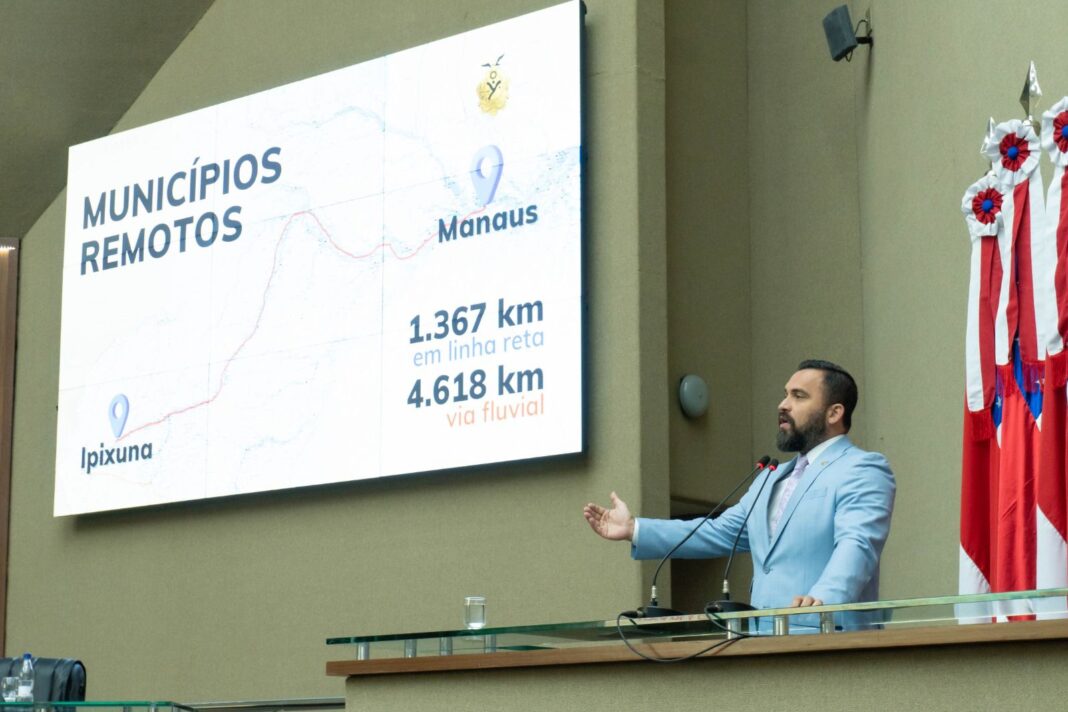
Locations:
823;5;872;62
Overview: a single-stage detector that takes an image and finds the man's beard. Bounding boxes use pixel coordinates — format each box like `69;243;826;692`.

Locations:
776;411;828;453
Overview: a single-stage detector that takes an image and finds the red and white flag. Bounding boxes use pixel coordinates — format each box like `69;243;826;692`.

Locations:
1035;98;1068;614
960;118;1056;620
959;172;1008;620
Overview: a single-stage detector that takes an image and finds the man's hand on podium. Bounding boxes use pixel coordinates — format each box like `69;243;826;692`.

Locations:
583;492;635;541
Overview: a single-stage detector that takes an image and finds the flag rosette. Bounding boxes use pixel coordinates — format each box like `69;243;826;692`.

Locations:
961;173;1005;241
983;119;1040;185
1041;97;1068;167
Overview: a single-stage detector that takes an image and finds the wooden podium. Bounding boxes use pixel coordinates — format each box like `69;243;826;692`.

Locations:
326;590;1068;710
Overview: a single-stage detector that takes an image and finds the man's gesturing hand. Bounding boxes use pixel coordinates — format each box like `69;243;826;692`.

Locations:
583;492;635;541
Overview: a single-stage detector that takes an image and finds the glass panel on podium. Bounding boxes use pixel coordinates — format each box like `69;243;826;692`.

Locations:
326;588;1068;660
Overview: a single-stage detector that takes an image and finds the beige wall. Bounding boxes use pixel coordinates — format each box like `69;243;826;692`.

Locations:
668;0;1068;609
664;0;753;611
854;0;1068;598
746;0;866;448
8;0;669;699
739;0;1068;601
12;0;1068;702
665;0;752;504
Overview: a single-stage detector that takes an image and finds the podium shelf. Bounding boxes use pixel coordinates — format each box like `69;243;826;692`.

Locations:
326;587;1068;662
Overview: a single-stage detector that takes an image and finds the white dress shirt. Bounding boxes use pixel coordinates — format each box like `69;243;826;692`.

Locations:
766;434;845;534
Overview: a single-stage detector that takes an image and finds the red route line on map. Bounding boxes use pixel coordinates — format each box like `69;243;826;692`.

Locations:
118;205;484;442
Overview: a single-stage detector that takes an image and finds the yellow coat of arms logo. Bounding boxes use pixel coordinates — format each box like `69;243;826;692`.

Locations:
477;55;509;115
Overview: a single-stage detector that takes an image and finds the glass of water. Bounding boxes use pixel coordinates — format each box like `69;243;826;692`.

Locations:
1;677;17;702
464;595;486;629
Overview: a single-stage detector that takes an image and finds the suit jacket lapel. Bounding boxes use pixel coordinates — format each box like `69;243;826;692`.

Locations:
766;438;853;555
748;466;780;550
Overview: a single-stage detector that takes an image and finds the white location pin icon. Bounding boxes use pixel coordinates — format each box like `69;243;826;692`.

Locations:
109;394;129;439
470;145;504;206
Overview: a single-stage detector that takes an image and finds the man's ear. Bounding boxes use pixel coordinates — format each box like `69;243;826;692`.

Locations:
826;403;845;427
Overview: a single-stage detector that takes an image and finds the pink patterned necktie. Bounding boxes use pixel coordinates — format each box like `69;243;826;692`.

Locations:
770;455;808;536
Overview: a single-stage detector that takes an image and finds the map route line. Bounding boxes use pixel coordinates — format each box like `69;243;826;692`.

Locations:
118;204;485;442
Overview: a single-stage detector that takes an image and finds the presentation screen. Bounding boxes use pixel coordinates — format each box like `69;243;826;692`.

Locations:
54;1;584;516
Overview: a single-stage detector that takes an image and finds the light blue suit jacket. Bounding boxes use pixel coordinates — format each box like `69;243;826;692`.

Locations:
632;437;895;628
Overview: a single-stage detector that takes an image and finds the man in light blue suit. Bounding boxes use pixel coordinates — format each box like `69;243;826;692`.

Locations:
584;360;895;628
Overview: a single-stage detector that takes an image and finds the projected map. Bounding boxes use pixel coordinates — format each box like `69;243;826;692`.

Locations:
55;1;583;516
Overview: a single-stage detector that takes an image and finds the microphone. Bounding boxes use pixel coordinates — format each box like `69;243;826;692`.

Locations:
707;458;779;613
634;456;771;618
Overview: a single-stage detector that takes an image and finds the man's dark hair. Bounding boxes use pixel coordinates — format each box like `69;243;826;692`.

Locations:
797;359;858;431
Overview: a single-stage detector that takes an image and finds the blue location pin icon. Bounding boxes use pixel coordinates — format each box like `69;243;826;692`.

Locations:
109;394;129;439
470;145;504;206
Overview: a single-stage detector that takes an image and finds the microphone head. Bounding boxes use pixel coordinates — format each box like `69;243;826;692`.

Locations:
756;455;771;468
768;458;780;470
